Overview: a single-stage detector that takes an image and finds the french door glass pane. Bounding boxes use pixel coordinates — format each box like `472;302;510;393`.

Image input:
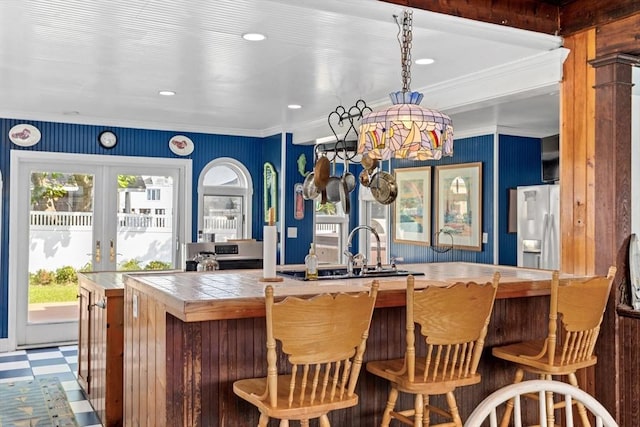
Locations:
116;174;175;270
28;171;94;323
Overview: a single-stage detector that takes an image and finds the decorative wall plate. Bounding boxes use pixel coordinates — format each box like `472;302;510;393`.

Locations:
9;124;41;147
169;135;194;156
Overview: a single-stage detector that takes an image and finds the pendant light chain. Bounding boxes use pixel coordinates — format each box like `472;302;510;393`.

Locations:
400;10;413;93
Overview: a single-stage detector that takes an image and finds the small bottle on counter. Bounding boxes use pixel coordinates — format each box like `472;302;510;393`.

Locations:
305;243;318;280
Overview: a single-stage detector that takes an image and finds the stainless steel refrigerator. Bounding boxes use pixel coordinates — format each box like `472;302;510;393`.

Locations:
516;184;560;270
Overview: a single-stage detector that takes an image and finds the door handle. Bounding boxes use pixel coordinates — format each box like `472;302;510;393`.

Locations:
95;240;101;263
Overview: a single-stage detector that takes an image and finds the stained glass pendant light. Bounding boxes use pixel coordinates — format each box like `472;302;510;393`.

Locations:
358;10;454;160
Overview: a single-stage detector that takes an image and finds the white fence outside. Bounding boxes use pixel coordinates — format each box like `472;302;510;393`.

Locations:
28;212;238;272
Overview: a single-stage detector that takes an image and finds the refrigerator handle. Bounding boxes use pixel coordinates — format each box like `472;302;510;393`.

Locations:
541;213;549;269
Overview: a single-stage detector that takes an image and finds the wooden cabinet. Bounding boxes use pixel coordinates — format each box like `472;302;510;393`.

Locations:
78;272;125;427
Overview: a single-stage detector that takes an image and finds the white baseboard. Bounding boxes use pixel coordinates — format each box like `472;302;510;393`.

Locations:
0;338;15;353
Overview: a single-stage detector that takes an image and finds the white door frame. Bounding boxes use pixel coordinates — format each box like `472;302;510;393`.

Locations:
8;151;192;349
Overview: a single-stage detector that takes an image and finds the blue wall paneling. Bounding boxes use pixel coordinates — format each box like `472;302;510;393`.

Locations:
497;134;544;266
0;116;543;340
388;135;496;265
0;117;271;338
283;135;316;264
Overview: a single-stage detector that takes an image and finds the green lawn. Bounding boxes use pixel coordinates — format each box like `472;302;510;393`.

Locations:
29;284;77;304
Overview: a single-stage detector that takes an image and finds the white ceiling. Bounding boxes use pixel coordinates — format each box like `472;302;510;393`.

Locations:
0;0;569;143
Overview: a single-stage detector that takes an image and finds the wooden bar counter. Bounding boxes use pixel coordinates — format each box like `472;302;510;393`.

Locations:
123;262;579;426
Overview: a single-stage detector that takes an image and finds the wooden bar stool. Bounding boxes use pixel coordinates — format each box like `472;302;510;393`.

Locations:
491;266;616;427
366;273;500;427
233;281;379;426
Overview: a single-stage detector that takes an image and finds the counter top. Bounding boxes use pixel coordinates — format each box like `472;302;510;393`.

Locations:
123;262;578;322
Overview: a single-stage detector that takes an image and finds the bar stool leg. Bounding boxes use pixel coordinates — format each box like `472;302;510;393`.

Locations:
500;368;524;427
319;414;330;427
300;419;309;427
423;394;430;426
278;419;289;427
414;393;424;427
381;386;399;426
568;373;592;427
544;374;555;427
446;391;463;427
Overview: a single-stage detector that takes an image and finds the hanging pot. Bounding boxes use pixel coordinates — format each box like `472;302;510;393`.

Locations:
325;176;342;202
313;156;330;190
369;171;398;205
341;177;350;214
361;152;379;172
302;172;319;200
343;171;356;193
359;169;371;187
342;155;356;193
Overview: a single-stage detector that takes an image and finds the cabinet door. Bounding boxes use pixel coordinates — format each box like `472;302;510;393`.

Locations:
77;286;92;393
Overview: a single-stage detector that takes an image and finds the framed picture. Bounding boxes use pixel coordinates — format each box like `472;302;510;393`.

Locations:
264;163;277;223
393;166;431;245
434;162;483;251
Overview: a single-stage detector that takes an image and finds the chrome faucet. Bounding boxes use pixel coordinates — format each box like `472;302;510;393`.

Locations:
344;225;382;275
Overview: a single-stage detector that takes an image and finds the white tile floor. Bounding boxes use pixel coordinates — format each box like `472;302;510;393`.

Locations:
0;345;102;427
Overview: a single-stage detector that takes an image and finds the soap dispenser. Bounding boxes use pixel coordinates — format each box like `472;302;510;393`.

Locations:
305;243;318;280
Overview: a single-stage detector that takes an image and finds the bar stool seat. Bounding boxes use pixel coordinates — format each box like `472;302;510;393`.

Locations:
366;273;500;427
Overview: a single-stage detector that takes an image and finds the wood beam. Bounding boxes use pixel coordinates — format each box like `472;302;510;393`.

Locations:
595;12;640;57
561;0;640;36
380;0;640;37
380;0;560;34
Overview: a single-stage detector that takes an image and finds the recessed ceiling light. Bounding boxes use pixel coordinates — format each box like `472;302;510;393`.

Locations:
287;104;302;110
242;33;266;41
415;58;435;65
159;90;176;96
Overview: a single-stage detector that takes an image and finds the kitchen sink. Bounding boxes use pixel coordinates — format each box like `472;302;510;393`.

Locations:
277;266;425;281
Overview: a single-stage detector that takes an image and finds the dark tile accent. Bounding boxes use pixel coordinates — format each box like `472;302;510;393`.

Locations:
0;368;32;379
0;354;28;363
30;357;67;367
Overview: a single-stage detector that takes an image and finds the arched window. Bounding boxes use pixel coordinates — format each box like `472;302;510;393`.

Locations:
198;158;253;242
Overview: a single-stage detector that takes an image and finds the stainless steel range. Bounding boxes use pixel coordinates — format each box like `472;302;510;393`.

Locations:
185;241;263;270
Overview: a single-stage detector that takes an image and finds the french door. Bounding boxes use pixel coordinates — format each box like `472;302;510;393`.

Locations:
10;151;191;347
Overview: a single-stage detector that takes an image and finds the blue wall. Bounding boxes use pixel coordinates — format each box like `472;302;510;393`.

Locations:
0;117;282;338
282;135;316;264
388;135;496;264
0;117;544;339
497;134;544;265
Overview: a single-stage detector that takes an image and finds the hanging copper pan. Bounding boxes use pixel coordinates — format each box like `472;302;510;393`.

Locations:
313;156;330;190
369;171;398;205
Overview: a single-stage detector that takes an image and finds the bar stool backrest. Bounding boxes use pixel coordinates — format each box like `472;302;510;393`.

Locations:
546;266;616;367
407;273;500;383
265;281;379;408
